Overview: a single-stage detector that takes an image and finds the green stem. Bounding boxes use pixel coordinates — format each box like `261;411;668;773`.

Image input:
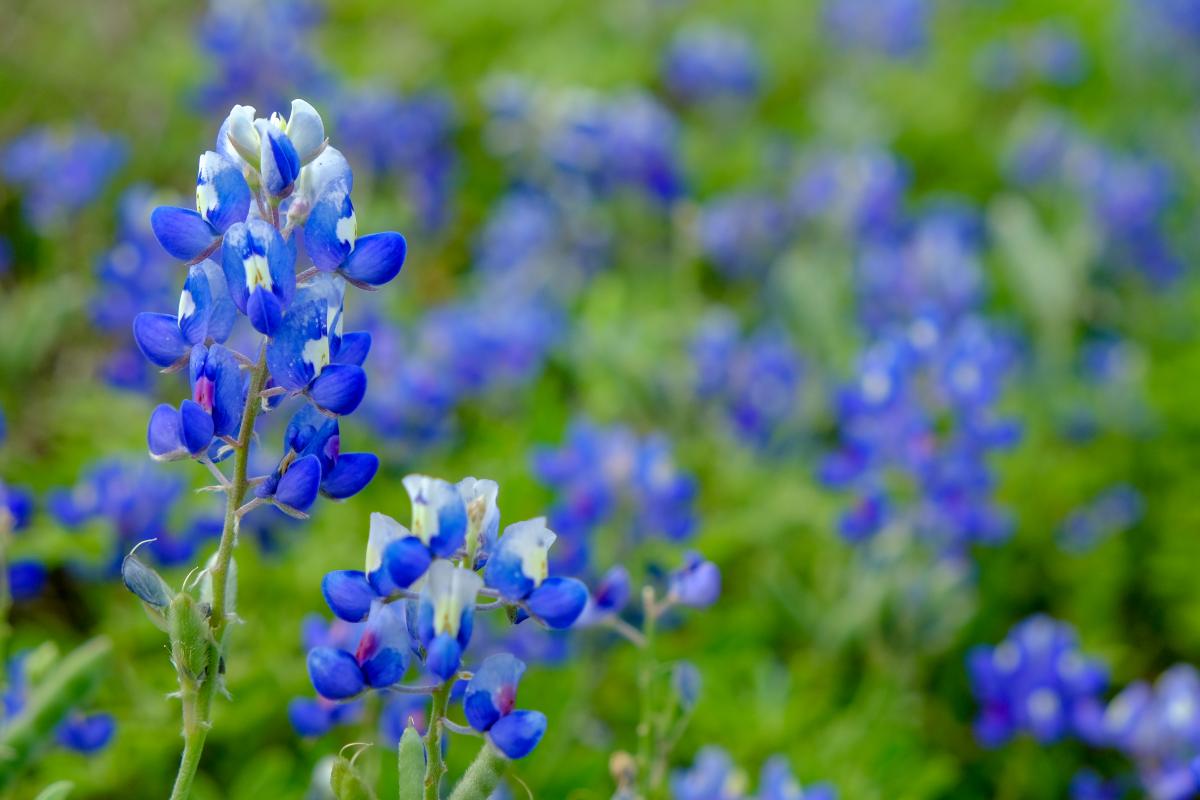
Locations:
635;586;658;799
423;681;453;800
447;743;509;800
168;347;270;800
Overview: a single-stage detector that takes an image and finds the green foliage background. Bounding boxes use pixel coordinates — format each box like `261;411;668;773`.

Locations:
3;0;1200;797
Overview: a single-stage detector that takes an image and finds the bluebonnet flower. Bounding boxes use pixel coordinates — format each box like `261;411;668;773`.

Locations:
696;192;792;278
463;654;547;759
662;24;761;106
823;0;929;58
667;552;721;609
691;312;804;449
1097;664;1200;799
1004;114;1183;286
532;419;697;572
0;126;125;232
1058;485;1144;552
484;519;588;629
2;654;115;755
48;459;221;570
789;148;908;241
416;560;485;680
671;747;835;800
134;98;401;518
967;615;1108;747
195;0;329;112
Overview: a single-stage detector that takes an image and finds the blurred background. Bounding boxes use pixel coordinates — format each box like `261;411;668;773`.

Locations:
3;0;1200;797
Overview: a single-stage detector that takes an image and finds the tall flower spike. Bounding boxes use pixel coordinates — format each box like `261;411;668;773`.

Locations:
416;560;483;680
404;474;468;558
265;275;367;416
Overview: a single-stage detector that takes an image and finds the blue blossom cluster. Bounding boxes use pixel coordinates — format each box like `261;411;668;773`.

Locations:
48;459;221;571
1095;664;1200;799
671;747;836;800
967;615;1109;747
974;23;1088;90
92;188;181;390
2;653;115;755
1058;485;1144;552
819;206;1021;554
822;0;929;58
305;475;589;760
661;23;762;107
0;126;125;233
691;310;804;450
335;87;457;232
195;0;329;112
132;99;404;515
1006;113;1182;286
531;418;698;573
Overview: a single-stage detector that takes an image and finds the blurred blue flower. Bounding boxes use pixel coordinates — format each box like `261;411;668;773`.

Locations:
823;0;930;58
662;23;762;106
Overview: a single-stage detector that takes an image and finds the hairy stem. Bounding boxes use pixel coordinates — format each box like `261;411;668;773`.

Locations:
423;681;453;800
447;743;509;800
169;346;270;800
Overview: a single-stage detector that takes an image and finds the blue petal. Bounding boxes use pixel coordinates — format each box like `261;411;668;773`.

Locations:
8;560;47;602
342;232;406;287
304;180;355;271
179;264;215;345
179;399;214;456
133;312;189;368
199;260;238;343
151;206;217;261
309;364;367;416
356;602;410;688
266;300;324;391
221;219;295;318
333;331;371;367
259;121;301;196
592;565;631;615
207;345;246;438
147;404;188;461
322;570;375;622
307;647;365;700
196;150;251;233
275;454;322;511
288;697;334;737
57;713;116;754
488;710;546;759
527;577;588;629
383;537;433;590
464;654;526;733
322;452;378;499
247;286;284;336
424;633;462;681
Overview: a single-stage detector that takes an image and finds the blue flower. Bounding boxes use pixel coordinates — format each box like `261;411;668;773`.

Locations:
404;474;468;559
416;560;483;680
823;0;929;58
304;178;408;288
0;126;125;232
368;512;431;594
288;695;364;738
485;519;588;629
458;477;500;565
968;615;1108;747
221;218;297;335
265;275;367;415
56;712;117;754
662;23;761;106
462;653;548;758
132;260;236;369
667;552;721;609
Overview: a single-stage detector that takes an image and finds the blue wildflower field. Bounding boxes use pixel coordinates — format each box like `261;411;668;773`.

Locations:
2;0;1200;798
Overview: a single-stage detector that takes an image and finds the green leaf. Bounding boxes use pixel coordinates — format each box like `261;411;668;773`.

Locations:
397;723;425;800
0;637;112;790
33;781;74;800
